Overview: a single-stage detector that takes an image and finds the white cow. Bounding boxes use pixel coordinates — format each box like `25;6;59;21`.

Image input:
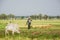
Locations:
5;23;20;35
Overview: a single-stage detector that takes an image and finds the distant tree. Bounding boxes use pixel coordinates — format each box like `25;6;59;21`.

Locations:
30;15;34;19
36;15;39;19
0;13;7;19
48;16;52;19
8;14;15;18
34;15;37;20
56;16;60;19
30;15;37;20
43;14;48;20
30;14;42;20
38;14;42;20
20;16;24;19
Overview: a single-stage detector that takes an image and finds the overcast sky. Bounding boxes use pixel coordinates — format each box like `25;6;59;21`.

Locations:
0;0;60;16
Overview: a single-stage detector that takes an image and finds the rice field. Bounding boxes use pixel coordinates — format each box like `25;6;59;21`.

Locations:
0;19;60;40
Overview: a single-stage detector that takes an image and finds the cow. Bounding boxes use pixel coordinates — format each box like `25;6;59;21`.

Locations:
5;22;20;36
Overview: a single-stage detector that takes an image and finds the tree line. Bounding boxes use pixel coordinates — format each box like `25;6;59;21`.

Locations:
0;13;60;20
0;14;15;19
30;14;60;20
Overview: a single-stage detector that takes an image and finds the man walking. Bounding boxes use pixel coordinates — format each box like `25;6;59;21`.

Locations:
26;17;32;29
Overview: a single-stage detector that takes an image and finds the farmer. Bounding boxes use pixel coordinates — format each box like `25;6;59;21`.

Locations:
26;17;32;29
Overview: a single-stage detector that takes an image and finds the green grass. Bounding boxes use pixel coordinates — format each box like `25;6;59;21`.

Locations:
0;19;60;40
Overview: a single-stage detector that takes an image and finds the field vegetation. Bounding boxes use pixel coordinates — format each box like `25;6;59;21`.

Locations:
0;19;60;40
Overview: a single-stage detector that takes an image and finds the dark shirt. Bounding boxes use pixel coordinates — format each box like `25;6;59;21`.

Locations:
27;19;32;25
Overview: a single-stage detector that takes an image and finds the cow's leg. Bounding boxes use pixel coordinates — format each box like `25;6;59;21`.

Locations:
12;30;14;36
5;30;9;40
5;30;9;36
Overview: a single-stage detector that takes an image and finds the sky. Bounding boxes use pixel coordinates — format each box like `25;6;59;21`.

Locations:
0;0;60;16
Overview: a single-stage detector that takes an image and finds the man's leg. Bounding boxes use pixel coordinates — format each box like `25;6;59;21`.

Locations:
28;24;31;29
